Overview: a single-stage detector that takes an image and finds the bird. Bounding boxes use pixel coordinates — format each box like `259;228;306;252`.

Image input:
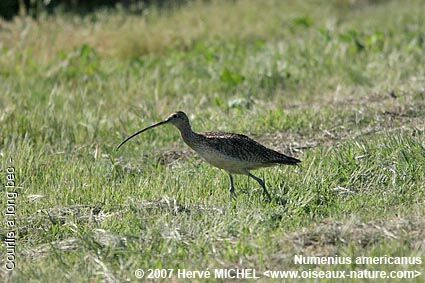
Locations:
117;111;301;201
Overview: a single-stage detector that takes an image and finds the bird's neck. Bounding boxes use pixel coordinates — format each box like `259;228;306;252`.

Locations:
177;124;198;147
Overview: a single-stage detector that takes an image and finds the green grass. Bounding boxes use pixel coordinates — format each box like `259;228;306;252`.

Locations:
1;0;425;281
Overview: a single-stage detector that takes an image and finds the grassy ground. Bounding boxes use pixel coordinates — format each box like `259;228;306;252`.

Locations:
1;0;424;281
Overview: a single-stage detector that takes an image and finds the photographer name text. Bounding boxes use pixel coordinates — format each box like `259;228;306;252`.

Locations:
3;157;18;271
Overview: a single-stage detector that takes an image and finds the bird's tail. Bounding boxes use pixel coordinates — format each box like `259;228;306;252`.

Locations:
271;154;301;165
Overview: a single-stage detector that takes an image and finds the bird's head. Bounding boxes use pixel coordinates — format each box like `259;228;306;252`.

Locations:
165;111;189;128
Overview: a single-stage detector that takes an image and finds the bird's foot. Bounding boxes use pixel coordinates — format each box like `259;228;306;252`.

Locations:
229;188;237;201
263;191;272;202
260;186;272;202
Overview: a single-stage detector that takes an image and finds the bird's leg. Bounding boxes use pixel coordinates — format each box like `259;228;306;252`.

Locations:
248;173;272;202
228;174;236;200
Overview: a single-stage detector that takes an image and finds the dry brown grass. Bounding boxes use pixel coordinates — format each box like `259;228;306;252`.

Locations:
14;213;425;270
286;217;425;256
0;0;312;64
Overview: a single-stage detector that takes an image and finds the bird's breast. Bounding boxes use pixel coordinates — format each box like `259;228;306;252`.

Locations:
191;145;256;174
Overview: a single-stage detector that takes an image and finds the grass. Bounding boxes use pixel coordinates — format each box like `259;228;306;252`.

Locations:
1;0;425;281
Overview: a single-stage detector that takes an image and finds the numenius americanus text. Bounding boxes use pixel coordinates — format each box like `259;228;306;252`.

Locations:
117;111;300;201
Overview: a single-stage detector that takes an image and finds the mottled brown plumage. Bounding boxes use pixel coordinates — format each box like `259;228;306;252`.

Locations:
117;111;300;201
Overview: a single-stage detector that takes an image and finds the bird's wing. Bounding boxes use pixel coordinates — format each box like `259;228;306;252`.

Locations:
201;131;300;165
200;132;284;163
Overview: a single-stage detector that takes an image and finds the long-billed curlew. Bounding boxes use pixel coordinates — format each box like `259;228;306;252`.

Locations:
117;111;300;201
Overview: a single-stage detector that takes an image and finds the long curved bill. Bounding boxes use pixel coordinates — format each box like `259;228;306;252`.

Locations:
116;120;168;150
